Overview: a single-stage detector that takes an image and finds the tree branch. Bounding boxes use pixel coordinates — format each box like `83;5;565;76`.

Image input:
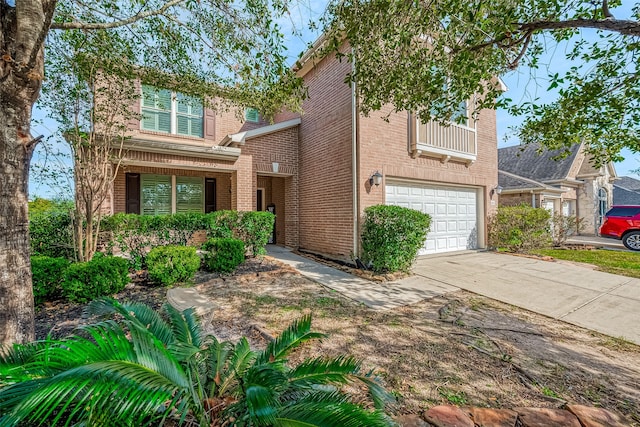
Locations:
49;0;184;30
602;0;614;19
518;18;640;36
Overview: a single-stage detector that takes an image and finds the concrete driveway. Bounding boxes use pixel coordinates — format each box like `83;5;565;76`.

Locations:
413;251;640;344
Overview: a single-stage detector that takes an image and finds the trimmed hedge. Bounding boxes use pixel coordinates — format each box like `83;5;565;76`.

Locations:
31;256;70;304
360;205;431;273
62;255;130;303
488;204;551;252
202;238;245;273
101;211;274;267
146;246;201;286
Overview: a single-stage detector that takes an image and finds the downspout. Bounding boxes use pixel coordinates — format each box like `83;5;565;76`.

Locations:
352;48;359;258
531;191;535;208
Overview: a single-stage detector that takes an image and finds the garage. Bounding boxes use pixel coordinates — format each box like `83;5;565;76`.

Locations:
385;181;480;255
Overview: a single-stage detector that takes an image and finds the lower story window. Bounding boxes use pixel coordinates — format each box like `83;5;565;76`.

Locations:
126;173;215;215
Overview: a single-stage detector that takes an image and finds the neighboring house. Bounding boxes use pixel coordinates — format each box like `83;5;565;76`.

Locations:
497;143;617;235
103;40;499;261
613;176;640;205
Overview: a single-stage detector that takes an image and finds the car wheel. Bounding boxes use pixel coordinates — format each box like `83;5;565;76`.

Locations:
622;231;640;251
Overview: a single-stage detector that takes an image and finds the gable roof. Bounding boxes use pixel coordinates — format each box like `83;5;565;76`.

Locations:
613;186;640;205
498;170;564;193
613;176;640;205
498;143;581;182
615;176;640;191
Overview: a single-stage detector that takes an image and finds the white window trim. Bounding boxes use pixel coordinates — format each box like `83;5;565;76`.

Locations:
141;86;203;138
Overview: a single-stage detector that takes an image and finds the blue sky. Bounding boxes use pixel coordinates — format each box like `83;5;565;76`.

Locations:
29;1;639;198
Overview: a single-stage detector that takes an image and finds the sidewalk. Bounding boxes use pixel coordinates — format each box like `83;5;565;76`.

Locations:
566;235;627;250
266;246;458;310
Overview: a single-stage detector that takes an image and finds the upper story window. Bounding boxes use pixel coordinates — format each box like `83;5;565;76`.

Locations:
245;107;259;123
141;85;203;138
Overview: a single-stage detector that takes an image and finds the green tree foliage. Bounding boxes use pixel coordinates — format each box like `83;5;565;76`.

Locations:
488;204;552;252
323;0;640;163
146;246;201;286
360;205;431;273
0;300;394;426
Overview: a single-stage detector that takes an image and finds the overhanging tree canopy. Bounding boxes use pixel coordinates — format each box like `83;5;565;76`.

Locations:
323;0;639;164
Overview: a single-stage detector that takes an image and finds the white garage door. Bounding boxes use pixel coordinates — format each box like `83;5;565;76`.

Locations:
386;182;478;255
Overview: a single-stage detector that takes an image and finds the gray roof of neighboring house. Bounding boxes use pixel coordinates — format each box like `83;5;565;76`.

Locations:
615;176;640;191
498;143;580;182
498;170;547;190
613;176;640;205
498;170;565;193
613;186;640;205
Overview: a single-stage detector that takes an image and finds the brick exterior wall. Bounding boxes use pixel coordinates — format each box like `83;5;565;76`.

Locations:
296;48;355;259
107;65;499;258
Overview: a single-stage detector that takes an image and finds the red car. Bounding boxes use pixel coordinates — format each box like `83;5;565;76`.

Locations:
599;206;640;251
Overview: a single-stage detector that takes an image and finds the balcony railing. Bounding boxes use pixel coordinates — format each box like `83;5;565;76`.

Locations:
413;118;477;164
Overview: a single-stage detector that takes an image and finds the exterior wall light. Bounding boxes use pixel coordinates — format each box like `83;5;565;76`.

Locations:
370;171;383;187
491;185;503;197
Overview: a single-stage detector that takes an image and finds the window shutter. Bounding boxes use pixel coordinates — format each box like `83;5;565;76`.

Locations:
125;173;140;214
205;178;216;213
176;176;203;213
141;174;172;215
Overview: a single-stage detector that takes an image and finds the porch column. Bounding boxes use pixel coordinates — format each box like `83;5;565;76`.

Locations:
285;174;299;248
234;154;254;211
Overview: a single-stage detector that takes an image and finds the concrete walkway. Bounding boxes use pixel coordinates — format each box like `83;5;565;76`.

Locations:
413;251;640;344
266;246;458;310
566;235;628;251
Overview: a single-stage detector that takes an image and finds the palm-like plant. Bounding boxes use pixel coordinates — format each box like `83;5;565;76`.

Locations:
0;299;394;426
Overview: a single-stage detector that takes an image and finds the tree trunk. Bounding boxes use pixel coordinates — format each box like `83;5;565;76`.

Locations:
0;96;37;347
1;0;55;346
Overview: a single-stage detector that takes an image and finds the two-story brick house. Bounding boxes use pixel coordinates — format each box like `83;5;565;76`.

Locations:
105;40;499;261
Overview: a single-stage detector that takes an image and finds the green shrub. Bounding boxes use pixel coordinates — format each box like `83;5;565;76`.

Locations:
29;209;74;259
102;211;274;266
235;211;275;256
202;238;245;273
146;246;201;286
31;256;70;304
360;205;431;273
488;204;551;252
61;255;130;303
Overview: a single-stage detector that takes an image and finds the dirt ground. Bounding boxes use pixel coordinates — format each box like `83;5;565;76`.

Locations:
35;256;640;424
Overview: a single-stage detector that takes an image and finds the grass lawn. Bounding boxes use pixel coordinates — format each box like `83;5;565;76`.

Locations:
533;248;640;278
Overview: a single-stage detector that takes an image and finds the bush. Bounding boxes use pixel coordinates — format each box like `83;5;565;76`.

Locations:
488;204;551;252
202;238;245;273
102;211;275;267
62;255;130;303
29;209;74;259
360;205;431;273
146;246;201;286
235;211;275;256
31;256;70;304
